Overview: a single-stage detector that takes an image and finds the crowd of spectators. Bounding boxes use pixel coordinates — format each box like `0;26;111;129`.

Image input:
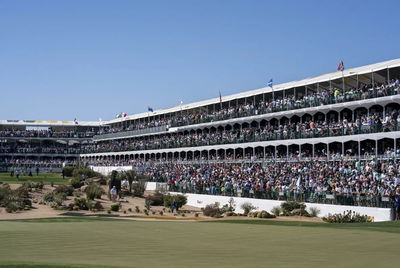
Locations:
101;79;400;133
84;112;399;153
137;159;400;208
0;144;82;154
0;158;76;168
0;129;97;138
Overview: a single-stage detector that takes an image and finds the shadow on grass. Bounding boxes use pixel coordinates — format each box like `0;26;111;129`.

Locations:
0;262;124;268
209;219;400;234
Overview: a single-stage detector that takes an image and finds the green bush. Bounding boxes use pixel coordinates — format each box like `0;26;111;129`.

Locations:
72;168;99;179
159;211;163;216
240;202;257;215
164;194;187;210
87;200;104;212
135;206;140;213
281;201;306;214
131;181;146;197
70;177;83;189
62;166;75;177
110;203;120;212
53;185;74;196
85;183;105;200
73;198;89;210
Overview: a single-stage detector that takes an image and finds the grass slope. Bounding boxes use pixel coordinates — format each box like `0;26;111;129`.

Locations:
0;218;398;267
0;172;68;184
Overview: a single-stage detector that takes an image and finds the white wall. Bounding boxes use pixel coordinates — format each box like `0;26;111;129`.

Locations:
170;192;392;222
90;166;132;175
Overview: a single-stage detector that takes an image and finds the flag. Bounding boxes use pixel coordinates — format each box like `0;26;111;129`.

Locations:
267;79;273;87
337;60;344;71
74;118;79;125
219;91;222;103
122;113;127;118
148;106;154;112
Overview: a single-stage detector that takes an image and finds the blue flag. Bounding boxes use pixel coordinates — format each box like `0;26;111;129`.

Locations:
148;106;154;112
267;79;273;87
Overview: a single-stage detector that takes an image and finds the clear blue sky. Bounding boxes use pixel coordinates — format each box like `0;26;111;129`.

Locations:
1;0;399;121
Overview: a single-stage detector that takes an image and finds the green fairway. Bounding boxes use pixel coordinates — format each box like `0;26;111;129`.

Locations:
0;172;69;185
0;218;398;268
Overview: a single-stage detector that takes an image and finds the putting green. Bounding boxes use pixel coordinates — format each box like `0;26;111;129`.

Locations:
0;218;398;267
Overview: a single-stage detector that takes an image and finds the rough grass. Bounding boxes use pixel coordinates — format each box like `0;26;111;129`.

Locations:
0;218;398;267
0;172;68;184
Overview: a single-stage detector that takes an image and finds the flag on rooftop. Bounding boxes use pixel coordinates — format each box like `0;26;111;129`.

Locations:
267;79;273;88
219;91;222;103
148;106;154;112
337;60;344;71
74;118;79;125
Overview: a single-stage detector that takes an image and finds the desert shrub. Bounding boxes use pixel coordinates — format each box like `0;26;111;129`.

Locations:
62;166;75;177
128;208;132;212
131;181;146;197
145;191;164;206
194;213;199;217
72;168;99;179
110;203;120;212
281;201;306;214
70;177;83;189
107;210;112;214
144;209;149;215
322;210;372;223
308;207;321;217
202;203;223;218
152;210;156;215
6;201;20;213
159;211;163;216
94;176;108;185
87;200;104;212
73;198;89;210
240;202;257;215
290;208;310;217
163;194;187;210
85;183;105;200
256;210;276;219
0;184;29;212
144;199;152;210
54;185;74;196
271;206;282;216
135;206;140;213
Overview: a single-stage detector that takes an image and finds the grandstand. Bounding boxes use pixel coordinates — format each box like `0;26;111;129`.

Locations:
0;119;100;172
3;58;400;210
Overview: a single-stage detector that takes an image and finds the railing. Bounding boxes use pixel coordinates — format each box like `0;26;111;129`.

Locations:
169;85;400;127
167;185;394;208
93;126;168;140
92;122;400;153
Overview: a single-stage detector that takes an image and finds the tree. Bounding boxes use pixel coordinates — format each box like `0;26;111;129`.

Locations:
124;170;137;193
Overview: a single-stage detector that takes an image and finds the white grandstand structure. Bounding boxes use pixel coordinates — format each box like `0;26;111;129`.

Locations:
79;58;400;164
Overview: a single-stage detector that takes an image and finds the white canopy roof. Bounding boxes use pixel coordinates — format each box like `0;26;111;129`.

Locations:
106;58;400;125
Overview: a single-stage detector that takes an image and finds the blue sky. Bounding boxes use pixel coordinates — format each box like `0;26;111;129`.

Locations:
0;0;399;121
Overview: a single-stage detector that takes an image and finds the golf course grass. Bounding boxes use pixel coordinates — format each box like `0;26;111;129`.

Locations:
0;172;68;185
0;217;398;267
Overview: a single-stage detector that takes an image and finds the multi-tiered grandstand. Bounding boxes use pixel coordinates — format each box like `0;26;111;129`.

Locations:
3;58;400;208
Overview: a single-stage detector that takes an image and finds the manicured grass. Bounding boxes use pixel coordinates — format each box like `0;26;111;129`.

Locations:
0;218;398;267
0;172;69;184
